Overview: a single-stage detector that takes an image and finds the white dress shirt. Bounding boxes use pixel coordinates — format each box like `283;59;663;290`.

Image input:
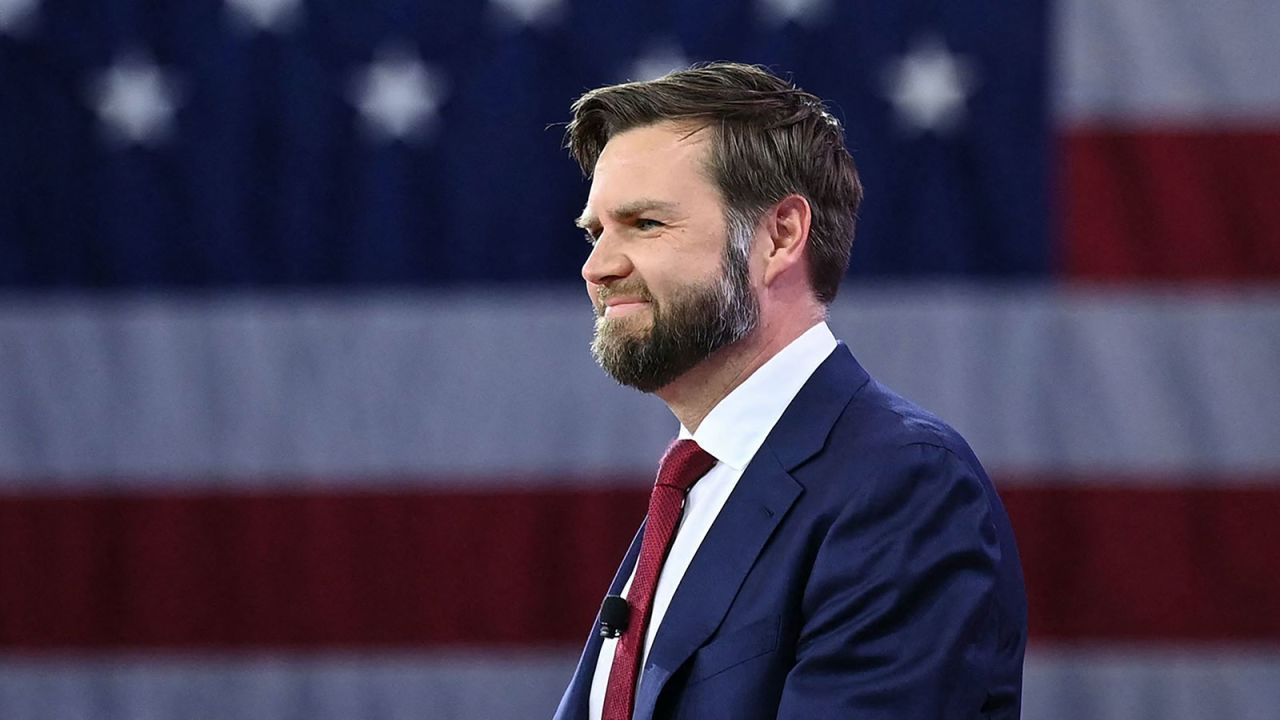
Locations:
588;322;838;719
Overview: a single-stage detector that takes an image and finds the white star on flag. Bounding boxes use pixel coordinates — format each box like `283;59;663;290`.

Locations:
348;46;447;143
224;0;303;33
881;35;978;135
488;0;563;30
0;0;40;36
757;0;831;28
627;41;690;82
87;53;184;147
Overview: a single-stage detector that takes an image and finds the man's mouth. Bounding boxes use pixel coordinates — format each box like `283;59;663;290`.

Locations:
603;300;650;317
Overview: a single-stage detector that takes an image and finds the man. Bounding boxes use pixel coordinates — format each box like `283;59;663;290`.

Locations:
555;63;1026;720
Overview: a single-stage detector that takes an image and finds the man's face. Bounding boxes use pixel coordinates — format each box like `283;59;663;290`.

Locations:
577;122;760;392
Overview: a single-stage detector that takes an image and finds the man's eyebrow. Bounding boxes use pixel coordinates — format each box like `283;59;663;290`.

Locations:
575;199;680;229
613;199;679;219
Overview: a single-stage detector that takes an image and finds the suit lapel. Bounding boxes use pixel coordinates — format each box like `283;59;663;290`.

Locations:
633;344;869;720
554;525;645;720
634;450;800;720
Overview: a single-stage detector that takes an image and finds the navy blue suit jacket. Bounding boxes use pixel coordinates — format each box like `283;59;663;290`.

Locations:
555;344;1027;719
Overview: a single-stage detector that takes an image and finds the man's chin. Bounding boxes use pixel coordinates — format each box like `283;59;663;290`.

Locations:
595;314;653;340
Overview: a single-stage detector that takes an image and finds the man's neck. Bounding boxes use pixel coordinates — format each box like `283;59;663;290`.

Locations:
656;311;824;433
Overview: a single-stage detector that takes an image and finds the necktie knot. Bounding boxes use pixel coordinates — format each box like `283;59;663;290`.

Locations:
656;439;717;493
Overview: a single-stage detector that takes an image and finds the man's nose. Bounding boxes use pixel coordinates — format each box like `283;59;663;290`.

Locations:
581;233;633;286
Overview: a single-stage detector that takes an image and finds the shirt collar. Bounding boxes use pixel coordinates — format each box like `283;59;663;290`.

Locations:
677;322;837;471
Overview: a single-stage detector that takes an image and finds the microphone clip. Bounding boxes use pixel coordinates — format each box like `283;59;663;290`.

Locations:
598;594;630;639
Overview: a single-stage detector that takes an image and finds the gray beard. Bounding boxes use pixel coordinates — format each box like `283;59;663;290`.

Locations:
590;232;759;393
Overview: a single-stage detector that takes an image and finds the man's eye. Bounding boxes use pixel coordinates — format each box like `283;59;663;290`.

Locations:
635;218;664;231
584;231;598;246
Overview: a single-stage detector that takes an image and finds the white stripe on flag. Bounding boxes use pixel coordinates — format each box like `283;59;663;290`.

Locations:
0;651;578;720
1025;646;1280;720
1;649;1278;720
1;287;1277;488
1058;0;1280;122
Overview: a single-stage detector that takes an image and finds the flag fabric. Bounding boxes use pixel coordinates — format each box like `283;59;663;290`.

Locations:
1;1;1279;718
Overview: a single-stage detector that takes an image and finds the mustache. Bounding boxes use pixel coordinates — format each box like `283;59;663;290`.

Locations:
596;283;656;310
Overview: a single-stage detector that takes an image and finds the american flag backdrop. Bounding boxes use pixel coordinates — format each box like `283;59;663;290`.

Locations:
2;0;1279;718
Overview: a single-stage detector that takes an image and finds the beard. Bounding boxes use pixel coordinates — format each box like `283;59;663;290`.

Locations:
590;228;760;393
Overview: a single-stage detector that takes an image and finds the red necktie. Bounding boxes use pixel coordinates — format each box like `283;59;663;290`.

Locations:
602;439;717;720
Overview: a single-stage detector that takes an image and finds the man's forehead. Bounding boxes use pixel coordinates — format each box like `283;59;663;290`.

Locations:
597;121;711;163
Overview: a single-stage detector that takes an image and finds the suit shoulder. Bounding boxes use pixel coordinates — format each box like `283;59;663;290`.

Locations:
782;372;996;514
839;377;977;462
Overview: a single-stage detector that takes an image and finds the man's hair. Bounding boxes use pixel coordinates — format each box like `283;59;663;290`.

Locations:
565;62;862;304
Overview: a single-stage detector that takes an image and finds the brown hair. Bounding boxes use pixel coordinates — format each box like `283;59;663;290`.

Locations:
565;62;862;304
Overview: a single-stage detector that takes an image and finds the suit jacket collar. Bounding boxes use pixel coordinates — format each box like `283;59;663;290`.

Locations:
680;322;839;472
763;342;869;470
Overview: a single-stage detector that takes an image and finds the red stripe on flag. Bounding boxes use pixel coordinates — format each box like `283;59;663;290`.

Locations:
0;487;646;650
1062;128;1280;281
1;481;1278;648
1004;482;1280;643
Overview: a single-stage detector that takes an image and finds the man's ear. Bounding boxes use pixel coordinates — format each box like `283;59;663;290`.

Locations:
763;194;812;287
